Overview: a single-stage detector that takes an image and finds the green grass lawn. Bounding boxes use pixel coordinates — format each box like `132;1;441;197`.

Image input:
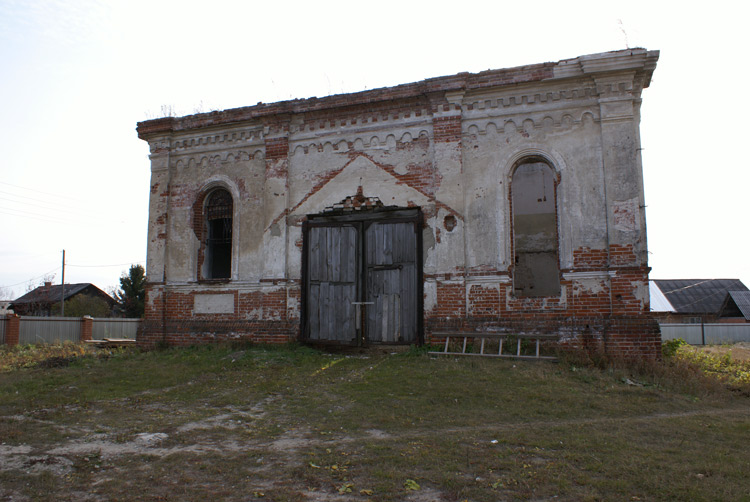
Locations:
1;343;748;501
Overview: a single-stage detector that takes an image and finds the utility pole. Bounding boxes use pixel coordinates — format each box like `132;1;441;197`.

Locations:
61;249;65;317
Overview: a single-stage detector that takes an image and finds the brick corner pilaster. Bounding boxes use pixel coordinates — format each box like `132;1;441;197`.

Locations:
81;315;93;342
5;314;20;346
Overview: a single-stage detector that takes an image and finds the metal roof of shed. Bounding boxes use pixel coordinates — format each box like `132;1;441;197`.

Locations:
720;291;750;320
649;281;675;312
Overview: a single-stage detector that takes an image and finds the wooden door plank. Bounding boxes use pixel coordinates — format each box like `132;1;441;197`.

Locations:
383;223;392;265
318;227;327;282
309;227;317;281
332;226;342;283
325;227;333;280
309;283;320;339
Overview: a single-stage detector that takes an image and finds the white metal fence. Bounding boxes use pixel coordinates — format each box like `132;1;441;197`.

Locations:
660;323;750;345
19;317;81;345
92;318;139;339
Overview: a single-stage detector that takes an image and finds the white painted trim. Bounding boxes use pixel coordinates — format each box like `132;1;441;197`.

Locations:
563;271;610;280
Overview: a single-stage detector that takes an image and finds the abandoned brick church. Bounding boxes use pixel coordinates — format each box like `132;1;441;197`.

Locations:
136;48;661;357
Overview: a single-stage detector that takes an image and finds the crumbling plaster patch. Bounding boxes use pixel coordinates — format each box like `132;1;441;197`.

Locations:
423;280;437;314
574;277;608;296
632;278;649;310
425;207;465;276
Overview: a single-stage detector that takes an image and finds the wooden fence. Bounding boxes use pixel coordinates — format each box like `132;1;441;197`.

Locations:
660;323;750;345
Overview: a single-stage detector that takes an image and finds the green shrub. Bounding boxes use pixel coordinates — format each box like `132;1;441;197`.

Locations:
673;345;750;387
662;338;687;358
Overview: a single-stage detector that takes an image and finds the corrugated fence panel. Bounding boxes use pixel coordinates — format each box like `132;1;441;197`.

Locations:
0;318;5;344
92;319;140;339
19;317;81;344
704;324;750;344
660;324;750;345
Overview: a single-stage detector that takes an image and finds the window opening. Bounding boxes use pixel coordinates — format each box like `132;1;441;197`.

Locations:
512;159;560;297
205;189;232;279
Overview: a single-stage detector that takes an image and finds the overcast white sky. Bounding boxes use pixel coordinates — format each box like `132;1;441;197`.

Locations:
1;0;748;299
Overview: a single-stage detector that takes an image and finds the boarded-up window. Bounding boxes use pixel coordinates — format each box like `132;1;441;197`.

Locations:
205;189;232;279
512;159;560;297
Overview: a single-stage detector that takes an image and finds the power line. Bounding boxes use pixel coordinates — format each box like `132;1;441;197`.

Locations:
660;280;713;295
0;208;68;224
0;190;86;213
0;202;113;225
0;267;60;289
0;203;77;219
68;261;145;268
0;190;87;212
0;181;79;201
0;200;103;223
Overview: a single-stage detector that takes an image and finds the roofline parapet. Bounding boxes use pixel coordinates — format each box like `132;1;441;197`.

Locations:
136;48;659;140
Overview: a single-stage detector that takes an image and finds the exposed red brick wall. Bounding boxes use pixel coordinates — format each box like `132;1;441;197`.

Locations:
239;290;286;320
425;315;660;359
610;244;637;267
265;137;289;162
573;247;608;269
568;278;611;316
610;268;650;314
432;116;462;143
4;314;19;346
572;245;638;269
140;284;298;347
505;294;565;313
287;285;301;320
80;316;93;342
141;319;296;347
468;284;500;316
424;260;656;358
435;282;466;318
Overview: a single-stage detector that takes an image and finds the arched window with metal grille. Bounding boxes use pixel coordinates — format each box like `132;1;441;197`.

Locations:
205;189;233;279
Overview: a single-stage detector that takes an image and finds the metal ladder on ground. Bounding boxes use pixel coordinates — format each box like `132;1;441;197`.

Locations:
428;332;557;360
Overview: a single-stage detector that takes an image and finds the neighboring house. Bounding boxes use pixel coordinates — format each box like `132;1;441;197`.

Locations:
650;279;750;324
136;48;661;357
10;282;116;316
717;290;750;323
0;301;12;315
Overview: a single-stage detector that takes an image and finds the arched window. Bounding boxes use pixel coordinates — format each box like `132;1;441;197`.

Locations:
511;158;560;297
204;189;233;279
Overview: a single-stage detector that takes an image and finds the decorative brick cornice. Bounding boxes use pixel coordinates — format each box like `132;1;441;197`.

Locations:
172;127;264;152
136;49;658;141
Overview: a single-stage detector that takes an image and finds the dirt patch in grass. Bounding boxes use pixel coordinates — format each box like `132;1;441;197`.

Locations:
1;343;749;501
698;342;750;361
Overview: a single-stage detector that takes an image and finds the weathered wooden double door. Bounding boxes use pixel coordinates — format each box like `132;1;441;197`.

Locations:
302;209;422;346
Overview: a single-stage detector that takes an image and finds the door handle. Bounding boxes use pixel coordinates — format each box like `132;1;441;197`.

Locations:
369;265;403;271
